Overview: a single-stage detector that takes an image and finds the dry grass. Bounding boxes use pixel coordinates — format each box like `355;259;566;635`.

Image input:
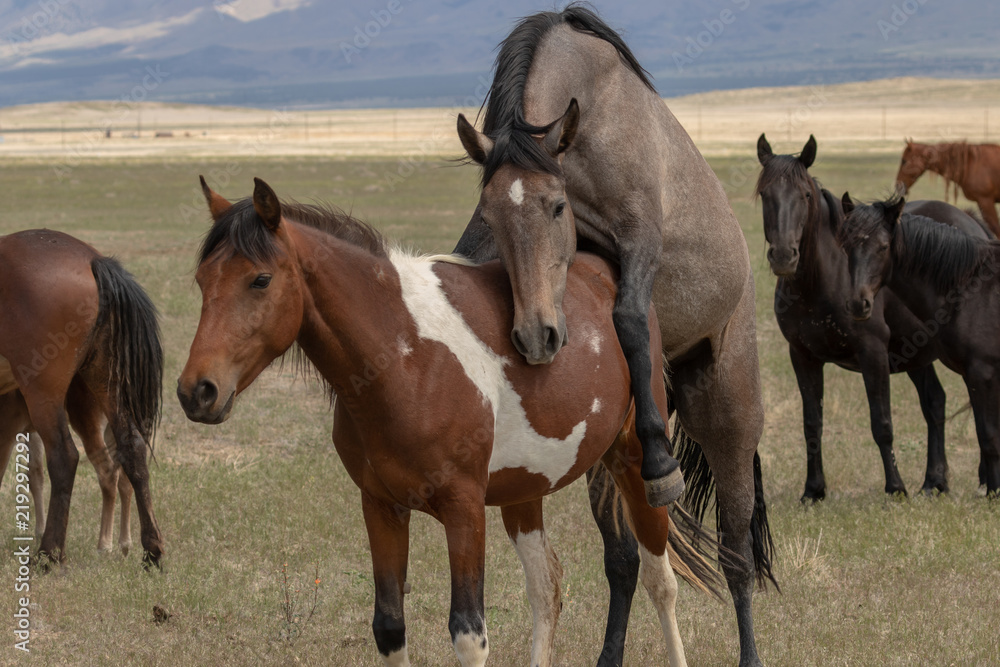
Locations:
0;99;998;665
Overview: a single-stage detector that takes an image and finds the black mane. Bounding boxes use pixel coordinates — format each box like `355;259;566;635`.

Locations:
478;3;655;186
199;198;387;265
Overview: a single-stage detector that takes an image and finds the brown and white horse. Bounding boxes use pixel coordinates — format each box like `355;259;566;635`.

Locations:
178;178;717;666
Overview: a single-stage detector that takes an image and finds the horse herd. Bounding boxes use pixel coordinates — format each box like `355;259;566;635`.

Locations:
2;6;999;667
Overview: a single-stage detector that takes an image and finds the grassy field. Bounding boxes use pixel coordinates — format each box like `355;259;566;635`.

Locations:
0;148;998;666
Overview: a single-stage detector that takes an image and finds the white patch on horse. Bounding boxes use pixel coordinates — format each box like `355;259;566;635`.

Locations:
511;530;561;667
638;543;686;667
396;336;413;357
591;398;602;414
453;630;489;667
391;251;588;486
508;178;524;206
382;646;411;667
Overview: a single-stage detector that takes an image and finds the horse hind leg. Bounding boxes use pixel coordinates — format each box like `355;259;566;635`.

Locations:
66;380;119;553
501;500;563;667
586;462;640;667
107;423;134;555
601;427;686;666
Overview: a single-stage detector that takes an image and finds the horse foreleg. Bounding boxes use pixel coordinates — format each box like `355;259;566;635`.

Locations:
858;346;907;495
602;426;685;667
0;394;43;538
613;248;682;507
441;495;489;667
361;493;412;666
586;463;639;667
906;365;948;494
27;433;45;539
974;196;1000;237
789;346;826;501
501;500;562;667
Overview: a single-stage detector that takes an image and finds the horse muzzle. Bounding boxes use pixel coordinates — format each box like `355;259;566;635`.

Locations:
766;246;800;277
176;378;236;424
847;296;874;321
511;318;568;365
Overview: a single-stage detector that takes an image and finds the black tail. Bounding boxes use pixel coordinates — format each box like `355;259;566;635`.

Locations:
674;426;779;590
91;257;163;449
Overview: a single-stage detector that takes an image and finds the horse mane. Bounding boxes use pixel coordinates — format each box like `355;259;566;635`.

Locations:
914;141;976;202
199;197;388;265
840;195;992;292
478;3;655;186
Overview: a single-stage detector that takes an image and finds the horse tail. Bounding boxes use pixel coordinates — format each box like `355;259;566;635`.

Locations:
91;257;163;450
674;426;779;591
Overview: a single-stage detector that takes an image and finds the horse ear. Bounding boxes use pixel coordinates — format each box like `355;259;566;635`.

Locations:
543;98;579;157
841;191;855;215
757;133;773;164
252;177;281;231
457;114;493;165
799;135;817;168
200;175;232;222
886;195;906;225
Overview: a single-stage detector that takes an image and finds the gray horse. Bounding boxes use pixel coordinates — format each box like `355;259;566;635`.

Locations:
454;6;774;666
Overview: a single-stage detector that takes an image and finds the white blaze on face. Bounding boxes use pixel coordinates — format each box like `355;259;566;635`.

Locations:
390;250;588;486
509;178;524;206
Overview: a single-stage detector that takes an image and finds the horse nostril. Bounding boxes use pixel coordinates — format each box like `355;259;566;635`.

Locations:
862;298;872;312
543;326;561;357
194;379;218;409
511;329;528;357
790;247;799;260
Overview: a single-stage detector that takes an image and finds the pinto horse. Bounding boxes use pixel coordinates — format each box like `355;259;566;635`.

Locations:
0;390;133;551
839;193;1000;495
453;7;772;665
757;134;989;498
178;178;721;667
0;229;163;565
895;140;1000;236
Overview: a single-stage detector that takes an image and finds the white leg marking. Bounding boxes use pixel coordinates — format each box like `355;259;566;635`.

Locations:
391;251;588;485
453;630;489;667
638;544;686;667
382;646;410;667
511;530;563;667
509;178;524;206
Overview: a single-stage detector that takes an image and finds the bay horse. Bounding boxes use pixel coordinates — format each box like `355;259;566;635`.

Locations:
757;134;990;498
839;193;1000;496
178;177;722;667
895;140;1000;236
453;6;772;666
0;390;133;551
0;229;163;565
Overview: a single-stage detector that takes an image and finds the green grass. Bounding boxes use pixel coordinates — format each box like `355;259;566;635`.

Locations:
0;153;998;666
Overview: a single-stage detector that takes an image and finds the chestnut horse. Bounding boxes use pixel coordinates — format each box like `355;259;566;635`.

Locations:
454;7;772;665
178;178;721;666
895;140;1000;236
0;390;133;551
0;229;163;565
839;193;1000;496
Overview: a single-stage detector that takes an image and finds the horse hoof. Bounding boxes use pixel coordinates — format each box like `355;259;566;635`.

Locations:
643;467;685;507
403;581;412;594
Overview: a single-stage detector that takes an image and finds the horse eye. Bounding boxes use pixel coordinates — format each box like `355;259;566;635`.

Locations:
554;201;566;217
251;274;272;289
805;191;811;199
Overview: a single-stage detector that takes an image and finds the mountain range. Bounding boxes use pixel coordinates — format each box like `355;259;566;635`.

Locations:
0;0;997;108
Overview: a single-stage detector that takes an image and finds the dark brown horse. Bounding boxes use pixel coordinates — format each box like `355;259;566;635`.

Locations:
757;134;989;498
178;178;722;666
839;193;1000;495
0;229;163;565
0;390;133;551
453;7;772;666
895;140;1000;236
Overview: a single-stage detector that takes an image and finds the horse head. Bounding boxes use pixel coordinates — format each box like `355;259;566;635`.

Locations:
895;139;928;194
177;177;305;423
756;133;818;277
457;99;579;365
838;191;904;321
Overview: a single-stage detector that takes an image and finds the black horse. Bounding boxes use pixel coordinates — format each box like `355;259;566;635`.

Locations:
839;193;1000;495
757;134;989;498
